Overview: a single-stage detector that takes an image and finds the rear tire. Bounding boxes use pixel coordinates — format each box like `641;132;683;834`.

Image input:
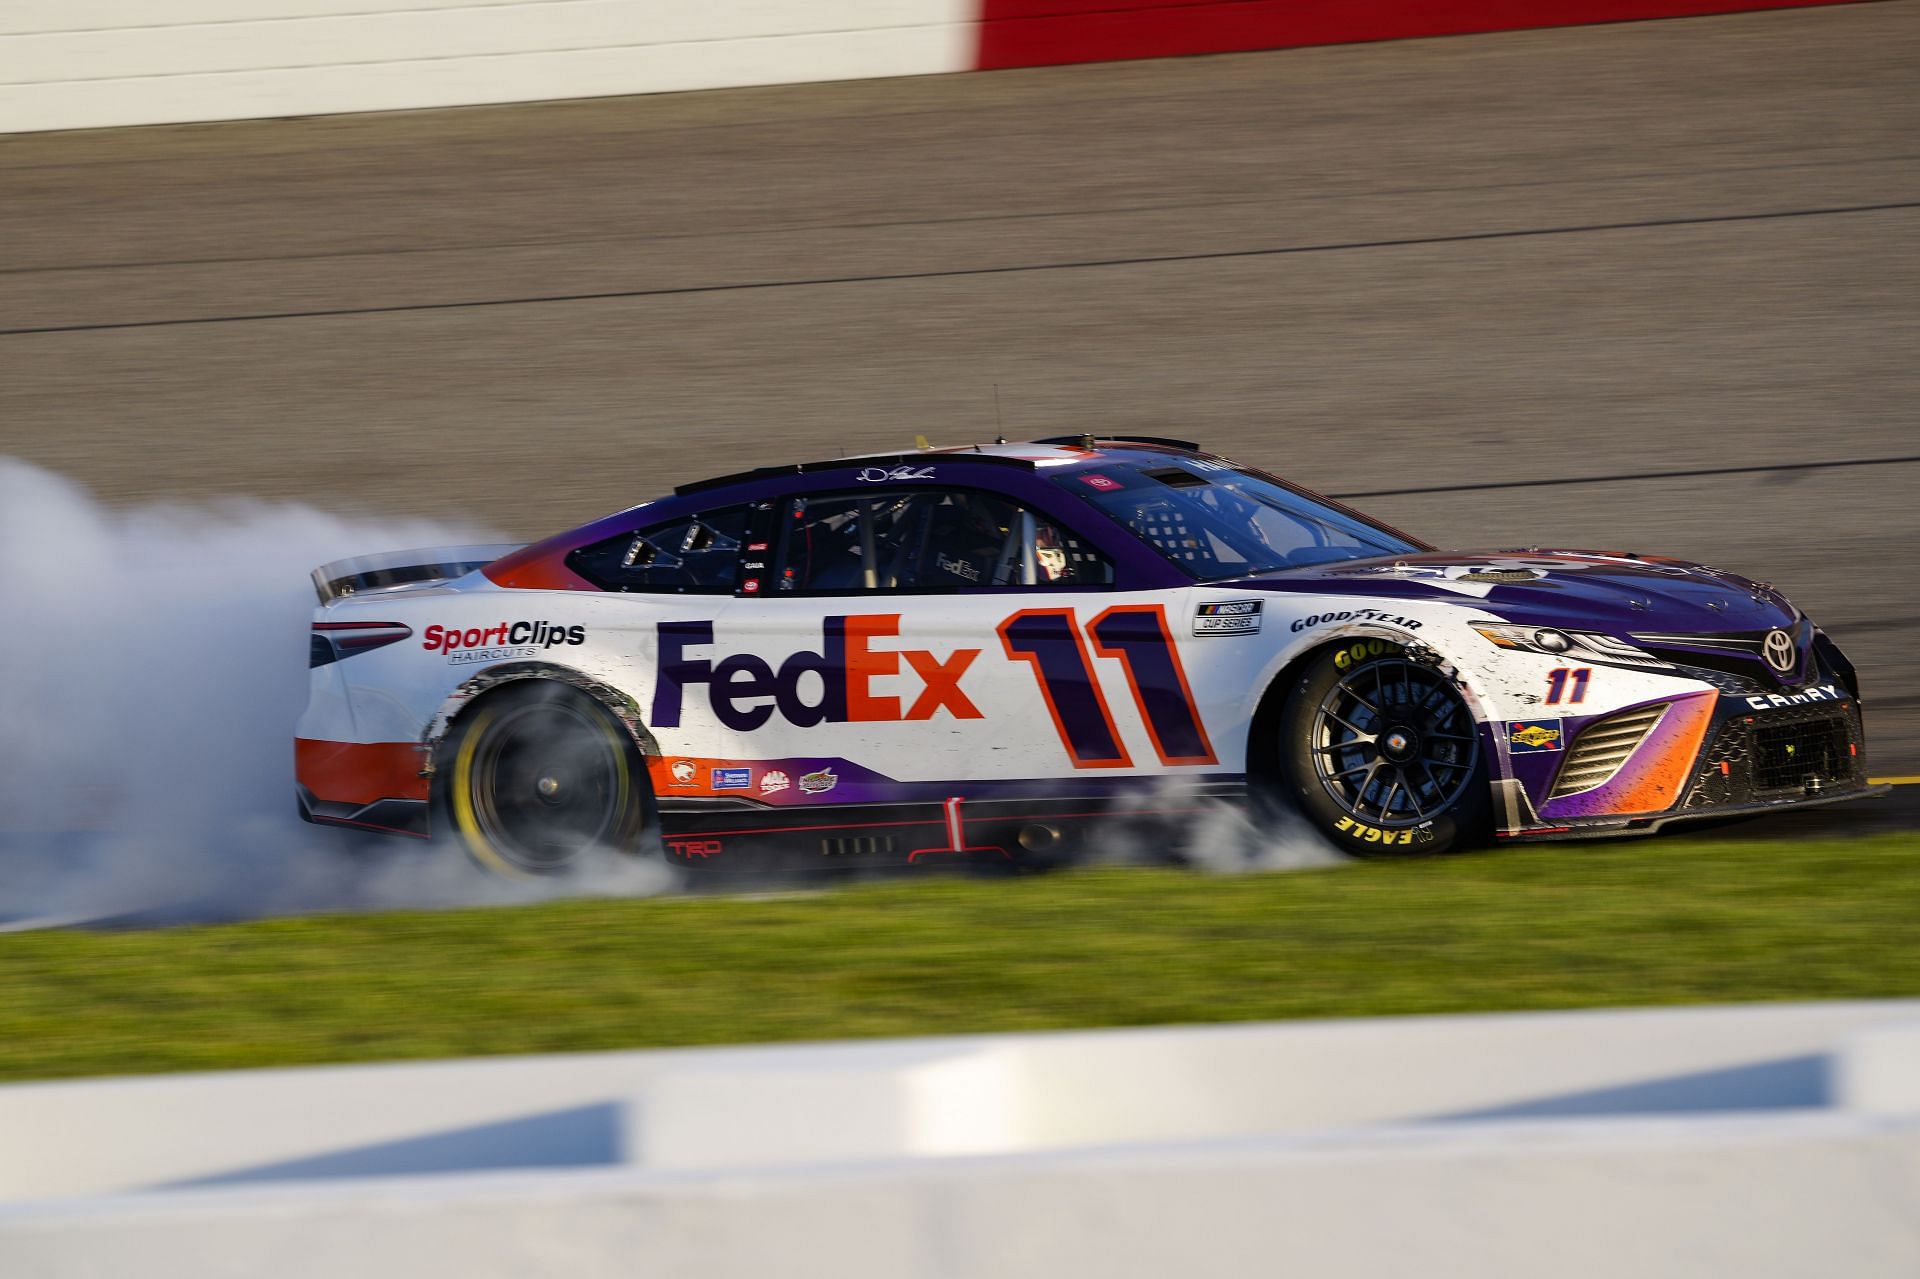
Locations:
439;683;654;876
1274;641;1490;856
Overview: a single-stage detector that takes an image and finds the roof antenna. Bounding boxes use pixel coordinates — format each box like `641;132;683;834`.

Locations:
992;384;1007;446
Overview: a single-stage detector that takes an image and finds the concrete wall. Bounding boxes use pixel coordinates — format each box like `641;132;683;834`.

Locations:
0;0;1868;133
2;1001;1919;1276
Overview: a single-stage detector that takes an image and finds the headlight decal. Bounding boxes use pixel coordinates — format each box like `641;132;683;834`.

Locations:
1472;624;1669;669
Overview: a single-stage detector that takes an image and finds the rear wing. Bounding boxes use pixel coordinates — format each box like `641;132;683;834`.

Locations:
311;544;524;606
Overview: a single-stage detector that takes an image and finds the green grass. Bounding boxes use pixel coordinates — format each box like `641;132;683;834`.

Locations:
2;833;1916;1083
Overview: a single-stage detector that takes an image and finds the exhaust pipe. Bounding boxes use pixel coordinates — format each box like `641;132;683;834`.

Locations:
1018;823;1063;853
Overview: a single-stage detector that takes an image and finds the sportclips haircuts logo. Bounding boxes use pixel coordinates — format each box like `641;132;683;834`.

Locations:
423;621;587;665
652;616;982;730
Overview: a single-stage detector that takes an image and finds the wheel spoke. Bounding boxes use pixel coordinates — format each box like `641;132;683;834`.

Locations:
1408;761;1440;818
1357;761;1382;800
1321;707;1375;738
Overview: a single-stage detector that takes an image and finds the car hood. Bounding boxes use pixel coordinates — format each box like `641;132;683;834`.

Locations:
1217;549;1797;635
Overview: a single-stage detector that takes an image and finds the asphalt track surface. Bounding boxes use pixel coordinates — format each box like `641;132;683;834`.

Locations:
3;1;1917;814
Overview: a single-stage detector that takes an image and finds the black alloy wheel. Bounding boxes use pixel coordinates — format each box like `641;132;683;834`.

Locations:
444;684;651;875
1276;640;1490;855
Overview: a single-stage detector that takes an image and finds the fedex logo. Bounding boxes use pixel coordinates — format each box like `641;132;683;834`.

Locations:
652;615;982;731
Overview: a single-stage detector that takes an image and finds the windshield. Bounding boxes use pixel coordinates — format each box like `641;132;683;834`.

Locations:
1053;462;1422;580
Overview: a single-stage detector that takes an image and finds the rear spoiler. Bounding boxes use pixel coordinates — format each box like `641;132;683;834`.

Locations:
311;544;525;606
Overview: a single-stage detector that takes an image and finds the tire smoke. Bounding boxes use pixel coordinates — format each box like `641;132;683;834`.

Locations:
1097;777;1348;873
0;460;675;931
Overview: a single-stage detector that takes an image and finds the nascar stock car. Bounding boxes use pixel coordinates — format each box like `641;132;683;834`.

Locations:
296;436;1883;875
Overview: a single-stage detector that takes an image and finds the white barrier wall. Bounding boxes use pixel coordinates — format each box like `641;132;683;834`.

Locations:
2;1002;1919;1276
2;999;1910;1200
0;0;977;133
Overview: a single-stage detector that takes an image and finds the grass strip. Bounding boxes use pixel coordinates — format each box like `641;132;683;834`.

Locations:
1;832;1915;1083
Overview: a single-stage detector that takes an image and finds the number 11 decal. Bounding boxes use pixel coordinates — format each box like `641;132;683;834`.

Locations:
998;604;1217;770
1545;667;1592;705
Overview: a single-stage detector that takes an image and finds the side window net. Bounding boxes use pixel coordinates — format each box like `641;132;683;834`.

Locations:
566;507;746;592
1129;502;1214;570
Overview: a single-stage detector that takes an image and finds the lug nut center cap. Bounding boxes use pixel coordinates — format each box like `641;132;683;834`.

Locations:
1381;727;1420;763
536;776;562;799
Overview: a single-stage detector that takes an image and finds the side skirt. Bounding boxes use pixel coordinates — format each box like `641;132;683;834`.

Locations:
657;784;1247;870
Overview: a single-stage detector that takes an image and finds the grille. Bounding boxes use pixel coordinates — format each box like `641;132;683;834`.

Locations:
1633;618;1815;689
1685;702;1866;808
1548;704;1668;800
1751;717;1851;792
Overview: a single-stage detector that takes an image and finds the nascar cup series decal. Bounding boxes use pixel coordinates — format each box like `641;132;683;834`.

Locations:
1193;600;1262;635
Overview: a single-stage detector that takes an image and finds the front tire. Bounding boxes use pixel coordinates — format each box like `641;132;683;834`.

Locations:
1275;641;1490;856
440;683;653;876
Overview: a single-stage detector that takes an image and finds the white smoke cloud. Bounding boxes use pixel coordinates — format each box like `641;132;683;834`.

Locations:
0;459;675;930
1093;776;1348;874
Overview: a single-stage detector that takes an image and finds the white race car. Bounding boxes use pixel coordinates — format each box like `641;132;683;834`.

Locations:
296;437;1881;874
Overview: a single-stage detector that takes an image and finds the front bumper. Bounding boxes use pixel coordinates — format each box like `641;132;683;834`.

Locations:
1500;693;1883;840
1498;781;1891;841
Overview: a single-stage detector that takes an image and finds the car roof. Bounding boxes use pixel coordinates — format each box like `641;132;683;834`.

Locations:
672;435;1208;496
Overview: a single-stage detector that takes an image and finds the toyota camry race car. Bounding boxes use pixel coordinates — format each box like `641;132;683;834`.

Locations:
296;436;1884;874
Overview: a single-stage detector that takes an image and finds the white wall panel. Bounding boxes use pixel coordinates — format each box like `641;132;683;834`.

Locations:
0;1;976;132
0;1;759;37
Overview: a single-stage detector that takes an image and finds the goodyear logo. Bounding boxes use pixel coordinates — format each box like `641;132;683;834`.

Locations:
1507;720;1564;753
1333;637;1402;670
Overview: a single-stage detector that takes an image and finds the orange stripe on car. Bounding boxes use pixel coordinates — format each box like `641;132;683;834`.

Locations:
295;739;430;805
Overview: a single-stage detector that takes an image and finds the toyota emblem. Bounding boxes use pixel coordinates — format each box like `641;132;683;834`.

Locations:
1762;628;1796;675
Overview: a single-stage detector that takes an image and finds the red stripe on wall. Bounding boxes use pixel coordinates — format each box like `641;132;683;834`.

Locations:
976;0;1867;70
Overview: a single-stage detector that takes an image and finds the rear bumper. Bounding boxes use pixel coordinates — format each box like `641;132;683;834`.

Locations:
295;738;432;838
